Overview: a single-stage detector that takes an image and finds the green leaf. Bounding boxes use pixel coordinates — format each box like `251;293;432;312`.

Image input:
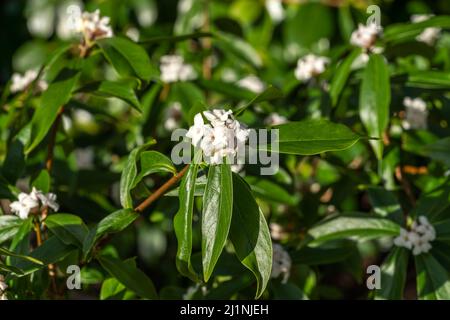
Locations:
100;277;127;300
12;236;74;275
272;282;308;300
173;151;202;282
0;216;23;244
375;247;409;299
384;16;450;43
234;86;283;116
96;209;139;238
0;246;43;265
132;151;176;188
415;254;450;300
304;213;401;245
367;187;404;224
120;141;156;209
196;79;254;101
1;139;25;184
31;169;50;193
229;173;272;299
266;119;361;155
407;71;450;89
202;163;233;282
330;49;360;106
412;182;450;223
359;54;390;160
26;63;82;153
97;37;154;81
98;255;157;299
0;261;24;275
139;32;213;44
423;137;450;167
290;245;354;265
77;80;142;112
45;214;88;247
245;176;299;206
215;31;262;68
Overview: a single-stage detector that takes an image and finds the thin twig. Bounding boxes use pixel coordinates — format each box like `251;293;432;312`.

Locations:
34;220;42;246
134;164;190;212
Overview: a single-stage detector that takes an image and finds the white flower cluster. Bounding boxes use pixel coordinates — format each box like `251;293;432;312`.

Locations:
186;109;249;165
271;243;291;284
9;188;59;220
403;97;428;130
160;55;197;83
75;9;113;43
411;14;441;45
10;70;48;93
237;75;265;93
0;275;7;300
394;216;436;255
295;54;329;81
350;23;382;51
264;113;287;126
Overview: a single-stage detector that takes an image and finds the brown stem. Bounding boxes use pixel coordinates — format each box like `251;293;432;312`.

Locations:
134;164;190;212
46;107;64;172
34;220;42;247
395;166;416;208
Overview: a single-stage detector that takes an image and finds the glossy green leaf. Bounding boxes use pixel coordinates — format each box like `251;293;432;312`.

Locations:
407;71;450;89
120;141;156;209
0;246;43;265
424;137;450;167
77;80;142;112
202;163;233;282
45;214;88;247
31;169;50;193
173;151;202;281
245;176;298;206
359;54;390;160
415;254;450;300
229;173;272;299
96;209;138;237
0;216;23;244
1;139;25;184
330;49;360;106
367;187;404;224
97;37;154;81
266;119;361;155
0;261;24;275
216;31;262;68
305;213;401;245
26;63;82;153
375;247;409;299
98;255;157;299
132;151;176;188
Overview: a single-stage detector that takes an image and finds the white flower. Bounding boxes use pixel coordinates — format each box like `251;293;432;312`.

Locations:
270;223;287;241
9;192;39;219
294;54;329;81
186;109;249;165
264;113;287;126
10;70;48;93
237;75;265;93
160;55;197;83
394;216;435;255
266;0;284;23
0;275;7;300
411;14;441;45
125;28;140;42
271;243;291;284
164;102;183;131
403;97;428;130
350;23;382;50
75;9;113;43
9;188;59;219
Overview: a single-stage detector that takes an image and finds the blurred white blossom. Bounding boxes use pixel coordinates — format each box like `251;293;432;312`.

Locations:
164;102;183;131
126;28;140;42
271;243;291;283
160;55;197;83
0;275;7;300
350;23;382;51
10;70;48;93
394;216;435;255
186;110;249;165
75;9;113;43
295;54;329;81
265;113;287;126
237;75;265;93
411;14;441;45
403;97;428;130
265;0;284;23
9;188;59;219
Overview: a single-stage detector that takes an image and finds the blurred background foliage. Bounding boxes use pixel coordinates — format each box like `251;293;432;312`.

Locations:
1;0;450;299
